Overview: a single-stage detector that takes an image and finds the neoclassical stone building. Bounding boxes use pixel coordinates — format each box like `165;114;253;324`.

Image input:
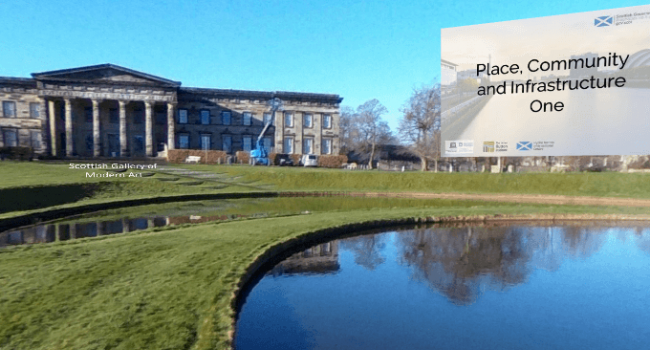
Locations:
0;64;342;158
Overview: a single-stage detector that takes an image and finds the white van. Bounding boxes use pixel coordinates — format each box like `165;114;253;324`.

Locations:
301;154;319;167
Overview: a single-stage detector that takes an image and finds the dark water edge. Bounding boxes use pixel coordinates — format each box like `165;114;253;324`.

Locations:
234;222;650;350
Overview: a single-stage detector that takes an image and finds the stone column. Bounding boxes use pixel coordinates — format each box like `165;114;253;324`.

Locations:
64;98;73;156
167;102;176;150
145;101;153;157
92;99;102;157
48;100;57;156
69;224;77;239
119;100;128;157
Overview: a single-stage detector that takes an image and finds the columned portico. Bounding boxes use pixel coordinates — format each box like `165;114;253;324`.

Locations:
118;100;128;157
64;98;73;156
92;99;101;157
167;102;176;150
145;101;153;156
48;100;57;156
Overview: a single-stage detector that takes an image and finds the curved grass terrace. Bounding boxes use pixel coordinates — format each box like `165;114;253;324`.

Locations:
1;161;650;349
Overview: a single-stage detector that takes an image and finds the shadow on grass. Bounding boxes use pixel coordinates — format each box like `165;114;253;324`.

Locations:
0;184;102;214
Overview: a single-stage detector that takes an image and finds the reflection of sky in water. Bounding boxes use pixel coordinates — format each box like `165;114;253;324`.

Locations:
236;225;650;350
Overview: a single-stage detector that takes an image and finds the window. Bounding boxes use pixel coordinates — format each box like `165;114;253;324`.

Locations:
109;108;119;124
323;114;332;129
243;112;252;126
134;109;144;124
222;111;231;125
85;107;93;123
2;129;17;147
263;137;273;152
322;138;332;154
2;101;16;118
30;131;41;150
178;109;188;124
29;103;40;119
303;113;313;128
263;113;273;126
242;135;252;151
222;135;232;153
178;134;190;149
200;134;211;150
200;110;211;125
284;112;293;127
283;137;294;154
303;137;314;154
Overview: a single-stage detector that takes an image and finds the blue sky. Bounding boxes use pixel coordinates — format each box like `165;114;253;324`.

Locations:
1;0;646;131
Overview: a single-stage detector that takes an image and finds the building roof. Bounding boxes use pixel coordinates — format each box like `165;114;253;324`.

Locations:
180;86;343;103
1;64;342;102
0;76;38;88
31;63;182;87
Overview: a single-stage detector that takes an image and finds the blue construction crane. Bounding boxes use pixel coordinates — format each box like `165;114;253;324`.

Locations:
251;97;282;166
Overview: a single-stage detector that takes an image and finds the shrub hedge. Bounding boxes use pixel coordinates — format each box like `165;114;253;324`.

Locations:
0;147;33;161
235;151;250;164
167;149;228;164
318;155;348;168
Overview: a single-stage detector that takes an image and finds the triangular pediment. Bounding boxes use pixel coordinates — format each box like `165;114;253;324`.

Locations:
31;64;181;87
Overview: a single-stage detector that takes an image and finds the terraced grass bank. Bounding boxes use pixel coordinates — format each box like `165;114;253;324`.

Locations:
1;201;650;350
4;162;650;217
182;164;650;198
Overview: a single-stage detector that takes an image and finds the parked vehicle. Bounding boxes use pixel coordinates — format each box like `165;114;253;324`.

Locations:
277;154;294;166
300;154;319;167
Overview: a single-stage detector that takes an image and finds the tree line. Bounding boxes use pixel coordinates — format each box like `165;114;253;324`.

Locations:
340;84;441;170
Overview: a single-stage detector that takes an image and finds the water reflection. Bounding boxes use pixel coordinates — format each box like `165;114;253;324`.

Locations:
0;218;169;247
396;225;610;305
269;242;340;276
236;223;650;350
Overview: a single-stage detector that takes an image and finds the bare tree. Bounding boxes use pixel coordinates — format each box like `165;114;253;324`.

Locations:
355;99;391;169
338;106;356;155
399;84;441;171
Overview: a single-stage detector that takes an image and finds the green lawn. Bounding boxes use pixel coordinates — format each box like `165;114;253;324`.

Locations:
3;161;650;218
1;202;648;350
0;162;256;216
182;164;650;198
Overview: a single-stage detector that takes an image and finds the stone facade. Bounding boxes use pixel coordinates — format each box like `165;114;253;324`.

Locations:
0;64;342;158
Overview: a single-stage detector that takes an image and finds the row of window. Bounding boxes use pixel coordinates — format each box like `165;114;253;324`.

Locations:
177;110;333;129
1;128;41;149
2;101;40;119
282;137;332;155
175;134;333;155
176;133;273;153
2;101;335;131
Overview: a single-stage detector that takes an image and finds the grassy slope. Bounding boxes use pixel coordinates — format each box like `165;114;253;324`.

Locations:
1;202;649;350
184;164;650;198
0;162;255;217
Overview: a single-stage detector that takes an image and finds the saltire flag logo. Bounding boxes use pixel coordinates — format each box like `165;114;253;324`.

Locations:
594;16;612;27
516;141;532;151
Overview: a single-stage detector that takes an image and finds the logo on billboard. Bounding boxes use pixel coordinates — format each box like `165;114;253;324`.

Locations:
483;141;495;152
446;140;474;154
516;141;532;151
594;16;612;27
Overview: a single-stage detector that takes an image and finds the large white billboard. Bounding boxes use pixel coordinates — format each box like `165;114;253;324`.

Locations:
441;5;650;157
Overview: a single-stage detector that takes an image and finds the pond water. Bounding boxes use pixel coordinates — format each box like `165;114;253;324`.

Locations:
235;223;650;350
0;197;488;248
